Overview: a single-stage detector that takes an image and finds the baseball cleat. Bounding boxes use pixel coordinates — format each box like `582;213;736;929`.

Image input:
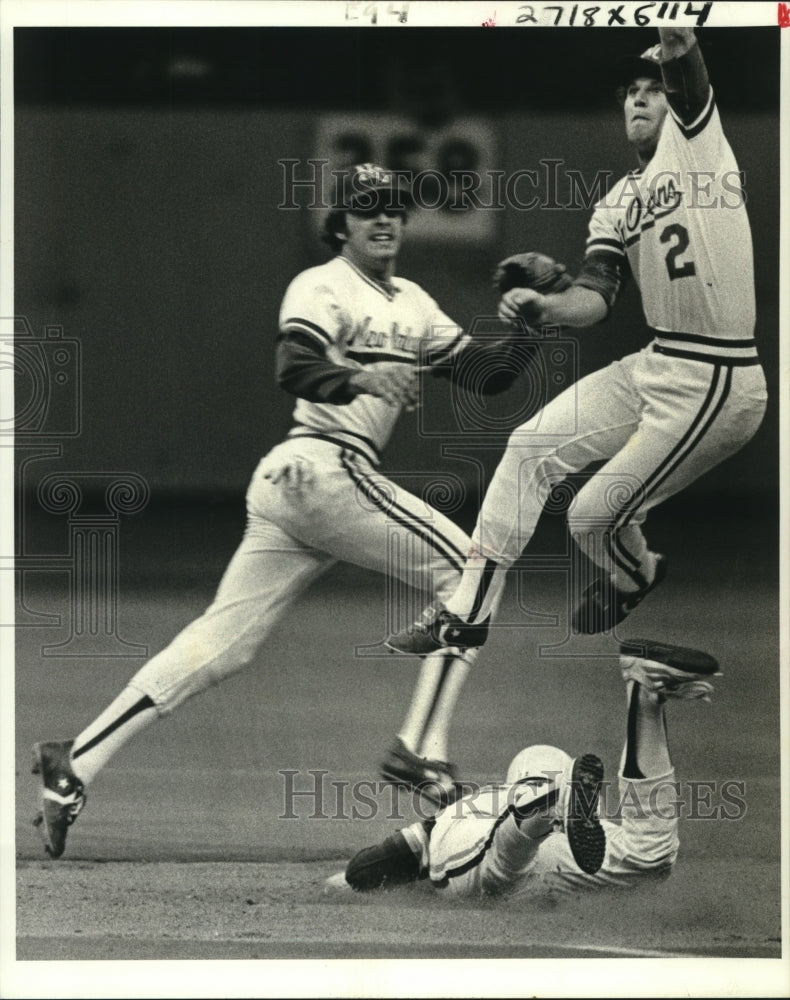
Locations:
31;740;86;859
385;603;490;656
379;737;462;809
572;555;667;635
560;753;607;875
619;638;721;702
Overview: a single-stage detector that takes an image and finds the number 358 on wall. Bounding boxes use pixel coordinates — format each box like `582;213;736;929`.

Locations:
314;114;499;244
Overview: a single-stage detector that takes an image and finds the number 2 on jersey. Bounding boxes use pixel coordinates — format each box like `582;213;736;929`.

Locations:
661;223;697;280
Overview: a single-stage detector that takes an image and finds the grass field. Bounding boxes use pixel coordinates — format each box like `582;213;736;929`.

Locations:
8;506;788;997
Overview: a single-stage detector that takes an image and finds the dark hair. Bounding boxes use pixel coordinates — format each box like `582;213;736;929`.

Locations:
321;210;348;253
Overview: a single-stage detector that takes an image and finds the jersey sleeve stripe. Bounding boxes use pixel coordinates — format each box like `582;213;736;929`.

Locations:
425;329;467;364
669;88;715;139
280;317;333;347
585;238;625;257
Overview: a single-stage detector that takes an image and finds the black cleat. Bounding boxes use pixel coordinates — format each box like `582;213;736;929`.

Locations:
562;753;606;875
619;638;721;701
385;603;490;656
379;737;461;809
572;555;667;635
31;740;86;859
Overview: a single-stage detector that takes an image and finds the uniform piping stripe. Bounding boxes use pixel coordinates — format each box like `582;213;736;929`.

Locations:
469;559;498;622
337;256;400;300
610;366;731;538
71;695;155;760
623;683;646;780
604;532;648;591
440;789;558;882
633;365;733;516
288;425;381;465
426;329;466;364
421;651;455;739
653;345;760;366
281;318;333;346
340;451;466;573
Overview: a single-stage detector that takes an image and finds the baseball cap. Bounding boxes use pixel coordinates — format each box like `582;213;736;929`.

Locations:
332;162;413;212
612;43;664;90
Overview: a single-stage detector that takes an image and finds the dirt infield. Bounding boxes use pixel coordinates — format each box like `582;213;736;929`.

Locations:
15;855;782;961
11;523;787;995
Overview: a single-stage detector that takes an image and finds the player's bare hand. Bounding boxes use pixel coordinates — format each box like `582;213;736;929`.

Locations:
350;362;421;410
498;288;547;326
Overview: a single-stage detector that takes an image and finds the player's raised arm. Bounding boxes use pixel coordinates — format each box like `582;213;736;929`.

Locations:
657;27;711;127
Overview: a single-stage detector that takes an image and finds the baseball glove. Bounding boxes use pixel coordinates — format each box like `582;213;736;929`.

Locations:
492;251;573;295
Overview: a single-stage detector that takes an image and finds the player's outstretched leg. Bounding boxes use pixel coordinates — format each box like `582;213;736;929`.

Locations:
379;646;479;808
31;740;87;859
613;638;720;880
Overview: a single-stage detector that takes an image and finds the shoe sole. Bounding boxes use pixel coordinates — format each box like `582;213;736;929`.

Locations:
31;742;60;858
618;638;719;676
565;754;606;875
384;636;443;657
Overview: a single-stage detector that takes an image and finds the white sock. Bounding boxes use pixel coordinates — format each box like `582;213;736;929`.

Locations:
397;649;474;761
70;685;159;785
445;555;508;624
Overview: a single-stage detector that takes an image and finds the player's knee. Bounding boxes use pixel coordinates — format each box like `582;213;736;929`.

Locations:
625;838;679;877
345;832;422;892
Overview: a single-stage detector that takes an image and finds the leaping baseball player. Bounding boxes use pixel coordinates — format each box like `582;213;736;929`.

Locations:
387;26;768;656
325;639;721;899
32;164;530;858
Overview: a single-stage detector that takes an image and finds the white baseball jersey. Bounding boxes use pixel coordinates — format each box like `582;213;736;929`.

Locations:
586;87;756;352
425;774;679;899
279;255;467;464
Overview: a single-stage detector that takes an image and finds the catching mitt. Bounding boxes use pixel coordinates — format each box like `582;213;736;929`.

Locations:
493;251;573;295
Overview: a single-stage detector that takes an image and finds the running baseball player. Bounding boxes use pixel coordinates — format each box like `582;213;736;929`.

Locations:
32;164;526;858
325;639;720;899
387;26;768;654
